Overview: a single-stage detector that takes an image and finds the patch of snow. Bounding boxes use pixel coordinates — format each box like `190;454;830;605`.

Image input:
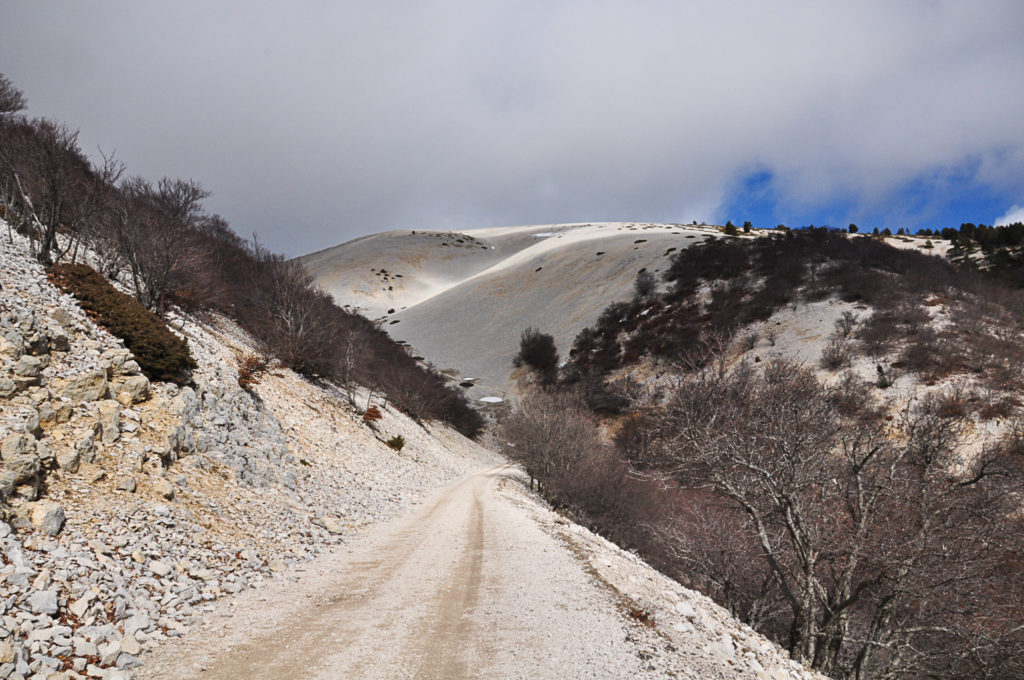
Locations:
479;396;504;403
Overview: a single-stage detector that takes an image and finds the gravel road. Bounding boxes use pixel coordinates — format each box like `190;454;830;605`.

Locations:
138;464;661;679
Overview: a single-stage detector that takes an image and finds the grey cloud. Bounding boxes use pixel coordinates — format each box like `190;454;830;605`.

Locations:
1;1;1022;255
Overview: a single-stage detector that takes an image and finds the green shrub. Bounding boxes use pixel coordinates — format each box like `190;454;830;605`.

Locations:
49;264;195;384
386;435;405;451
513;327;559;384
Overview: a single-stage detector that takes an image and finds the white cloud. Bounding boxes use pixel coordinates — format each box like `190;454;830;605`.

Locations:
996;205;1024;226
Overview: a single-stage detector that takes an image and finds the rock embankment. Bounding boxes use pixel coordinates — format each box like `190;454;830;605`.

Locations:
0;230;497;679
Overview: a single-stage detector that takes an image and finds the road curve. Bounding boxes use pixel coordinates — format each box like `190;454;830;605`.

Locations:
140;465;656;679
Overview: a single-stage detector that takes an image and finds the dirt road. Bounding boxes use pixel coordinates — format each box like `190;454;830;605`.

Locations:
139;465;659;679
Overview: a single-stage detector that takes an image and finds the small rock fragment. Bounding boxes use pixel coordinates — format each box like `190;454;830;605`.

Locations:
115;476;137;493
149;560;172;577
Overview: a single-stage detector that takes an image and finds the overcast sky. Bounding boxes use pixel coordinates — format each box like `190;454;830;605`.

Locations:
2;1;1023;256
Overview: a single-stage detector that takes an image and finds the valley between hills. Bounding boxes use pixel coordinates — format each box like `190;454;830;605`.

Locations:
2;217;1023;680
0;226;829;679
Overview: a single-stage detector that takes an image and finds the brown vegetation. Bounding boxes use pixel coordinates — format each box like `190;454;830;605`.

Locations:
48;263;195;383
503;361;1024;679
236;352;270;392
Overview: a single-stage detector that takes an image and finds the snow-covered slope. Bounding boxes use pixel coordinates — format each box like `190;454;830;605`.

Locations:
299;222;733;397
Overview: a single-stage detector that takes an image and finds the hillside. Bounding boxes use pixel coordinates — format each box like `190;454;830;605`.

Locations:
0;227;835;679
299;222;732;398
497;228;1024;679
0;228;497;677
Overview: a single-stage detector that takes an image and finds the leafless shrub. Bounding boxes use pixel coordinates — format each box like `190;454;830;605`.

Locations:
499;390;601;495
827;370;874;417
978;391;1019;420
898;326;941;373
859;311;901;357
820;335;852;369
834;310;857;338
931;381;977;419
894;300;931;333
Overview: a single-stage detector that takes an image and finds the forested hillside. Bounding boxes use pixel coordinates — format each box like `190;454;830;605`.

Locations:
504;228;1024;680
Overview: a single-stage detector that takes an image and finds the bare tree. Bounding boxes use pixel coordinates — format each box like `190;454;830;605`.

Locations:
499;390;601;495
239;240;341;377
0;117;121;263
0;73;27;117
646;361;1024;679
108;176;213;309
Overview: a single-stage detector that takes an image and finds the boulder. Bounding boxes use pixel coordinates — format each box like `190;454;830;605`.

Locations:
119;635;141;656
101;349;131;376
1;433;37;458
28;499;66;536
111;374;149;404
35;437;52;459
56;448;80;473
21;407;42;437
122;613;150;636
37;400;72;430
64;369;108;404
48;307;73;329
153;478;175;500
115;476;137;493
0;448;41;494
68;594;93;618
0;333;21;359
13;354;43;379
95;400;121;444
25;332;49;355
46;324;70;352
98;640;120;666
0;378;16;398
149;560;172;577
74;423;101;463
